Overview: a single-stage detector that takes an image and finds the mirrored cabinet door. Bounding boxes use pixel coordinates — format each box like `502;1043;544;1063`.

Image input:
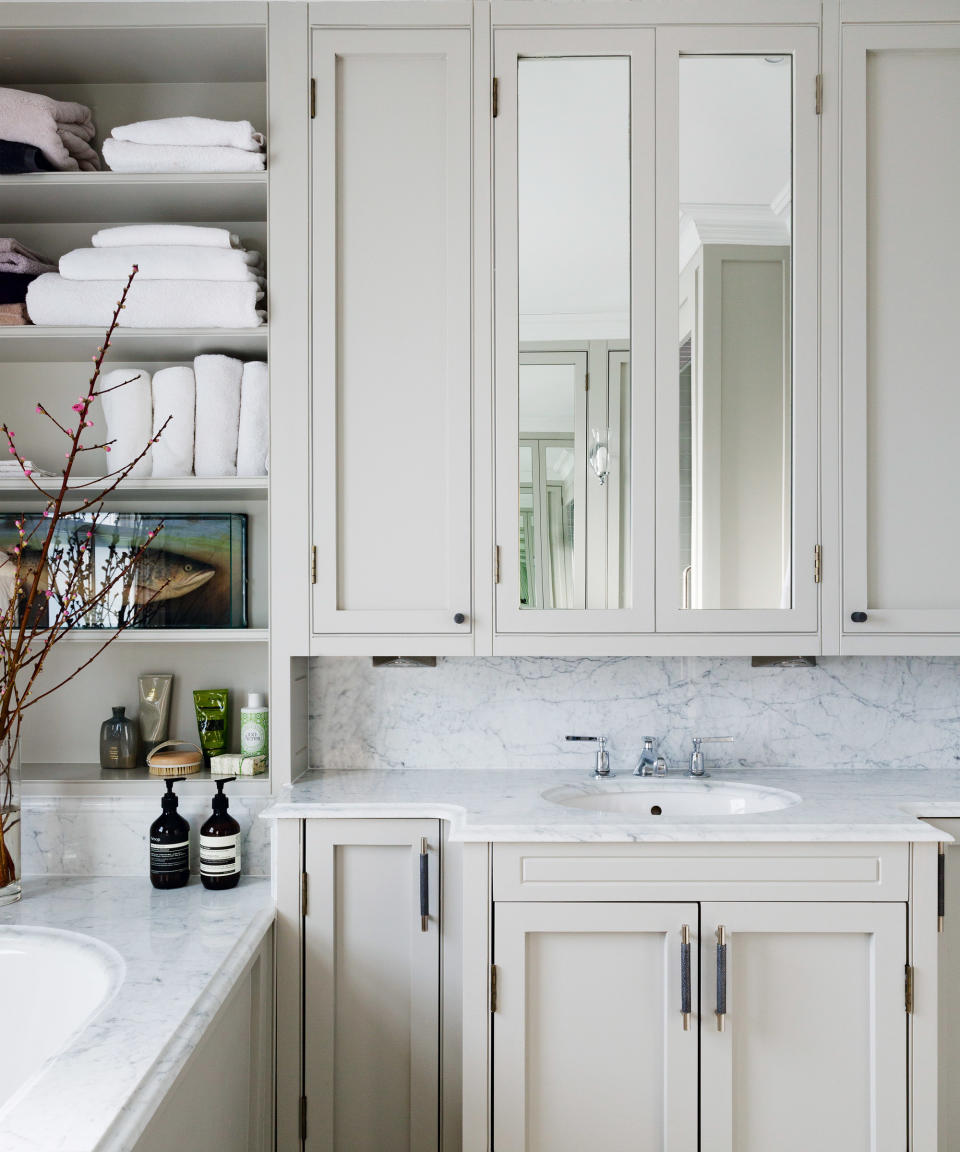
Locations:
493;28;655;635
654;26;821;635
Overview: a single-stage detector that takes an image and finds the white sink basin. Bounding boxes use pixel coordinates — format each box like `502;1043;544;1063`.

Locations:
542;779;801;817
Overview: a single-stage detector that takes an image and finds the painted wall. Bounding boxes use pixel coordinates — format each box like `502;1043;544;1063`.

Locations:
309;655;960;774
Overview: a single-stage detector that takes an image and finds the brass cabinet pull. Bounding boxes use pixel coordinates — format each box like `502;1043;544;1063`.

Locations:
716;925;727;1031
680;924;691;1030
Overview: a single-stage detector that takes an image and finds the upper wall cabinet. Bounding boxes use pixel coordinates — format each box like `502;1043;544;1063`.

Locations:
310;18;473;652
492;23;821;650
841;21;960;652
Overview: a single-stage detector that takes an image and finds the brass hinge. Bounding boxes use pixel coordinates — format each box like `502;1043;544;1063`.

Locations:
311;545;317;585
299;1095;308;1140
939;842;946;933
310;78;317;120
490;964;498;1013
815;73;823;115
814;544;822;584
492;77;499;119
905;964;914;1014
301;871;309;917
494;545;501;585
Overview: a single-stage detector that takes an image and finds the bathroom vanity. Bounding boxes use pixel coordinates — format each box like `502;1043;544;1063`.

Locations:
267;767;957;1152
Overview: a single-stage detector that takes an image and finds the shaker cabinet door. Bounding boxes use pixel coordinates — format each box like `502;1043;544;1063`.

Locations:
311;25;472;643
841;25;960;644
700;902;907;1152
303;819;441;1152
492;901;698;1152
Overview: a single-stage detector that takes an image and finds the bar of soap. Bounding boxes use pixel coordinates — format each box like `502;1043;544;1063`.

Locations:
210;753;267;776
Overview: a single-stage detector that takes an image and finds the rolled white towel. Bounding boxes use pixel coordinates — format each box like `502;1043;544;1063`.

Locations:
151;366;195;477
26;274;265;329
100;368;153;479
92;225;240;249
194;355;242;477
102;138;265;174
237;361;268;477
60;246;264;283
111;116;265;152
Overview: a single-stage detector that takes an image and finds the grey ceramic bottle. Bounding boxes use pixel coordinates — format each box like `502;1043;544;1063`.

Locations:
100;706;138;769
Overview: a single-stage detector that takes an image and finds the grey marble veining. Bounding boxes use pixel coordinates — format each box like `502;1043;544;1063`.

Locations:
310;655;960;774
0;875;273;1152
264;766;960;842
21;795;271;878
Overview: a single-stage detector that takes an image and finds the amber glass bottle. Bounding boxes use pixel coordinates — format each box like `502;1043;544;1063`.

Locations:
200;777;241;890
150;779;190;889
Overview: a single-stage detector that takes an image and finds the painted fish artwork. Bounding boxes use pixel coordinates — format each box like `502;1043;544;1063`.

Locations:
0;513;247;629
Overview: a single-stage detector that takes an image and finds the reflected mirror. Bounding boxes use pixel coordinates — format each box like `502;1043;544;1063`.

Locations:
678;55;793;611
517;57;630;610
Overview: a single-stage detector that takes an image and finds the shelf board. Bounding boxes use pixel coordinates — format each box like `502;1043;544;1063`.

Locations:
22;761;271;798
0;326;268;363
52;628;269;644
0;172;267;225
0;475;268;502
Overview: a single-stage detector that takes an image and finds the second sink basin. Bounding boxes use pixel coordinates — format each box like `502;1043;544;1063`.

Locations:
542;779;801;817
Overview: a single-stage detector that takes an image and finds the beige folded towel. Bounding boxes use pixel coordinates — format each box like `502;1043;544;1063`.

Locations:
0;238;56;276
0;87;98;171
0;302;28;326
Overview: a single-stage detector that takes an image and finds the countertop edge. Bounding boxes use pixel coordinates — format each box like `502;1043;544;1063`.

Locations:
94;904;276;1152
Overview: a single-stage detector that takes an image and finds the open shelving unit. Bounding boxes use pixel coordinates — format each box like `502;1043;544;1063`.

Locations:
0;2;276;788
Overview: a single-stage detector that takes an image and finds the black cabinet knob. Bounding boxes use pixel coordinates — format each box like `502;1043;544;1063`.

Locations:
850;611;868;623
453;612;466;625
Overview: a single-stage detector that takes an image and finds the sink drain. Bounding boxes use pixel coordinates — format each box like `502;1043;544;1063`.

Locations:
650;805;662;816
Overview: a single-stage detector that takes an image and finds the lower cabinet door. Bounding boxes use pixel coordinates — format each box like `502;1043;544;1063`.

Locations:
492;901;698;1152
303;819;440;1152
700;902;907;1152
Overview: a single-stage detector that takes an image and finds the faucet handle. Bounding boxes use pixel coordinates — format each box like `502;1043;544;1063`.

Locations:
566;735;612;779
689;736;733;778
691;736;733;748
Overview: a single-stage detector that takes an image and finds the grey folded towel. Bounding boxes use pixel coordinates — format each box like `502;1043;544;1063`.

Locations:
0;238;57;276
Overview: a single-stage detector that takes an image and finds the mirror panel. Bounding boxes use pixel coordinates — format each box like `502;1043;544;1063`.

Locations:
677;55;793;611
517;56;631;610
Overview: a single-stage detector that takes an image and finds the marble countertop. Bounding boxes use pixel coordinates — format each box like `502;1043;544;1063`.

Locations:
0;876;274;1152
262;767;960;842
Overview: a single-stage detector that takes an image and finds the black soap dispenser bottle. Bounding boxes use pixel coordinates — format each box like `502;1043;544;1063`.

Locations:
200;777;241;890
150;779;191;889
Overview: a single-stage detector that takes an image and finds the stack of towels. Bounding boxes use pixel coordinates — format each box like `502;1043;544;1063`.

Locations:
0;87;98;172
0;238;57;324
100;356;268;479
25;224;266;328
103;117;266;173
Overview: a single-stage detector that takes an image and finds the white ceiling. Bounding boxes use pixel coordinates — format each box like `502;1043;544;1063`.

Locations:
518;54;792;341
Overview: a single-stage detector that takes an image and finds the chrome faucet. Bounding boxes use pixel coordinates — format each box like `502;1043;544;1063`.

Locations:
566;735;612;779
688;736;733;778
634;737;657;776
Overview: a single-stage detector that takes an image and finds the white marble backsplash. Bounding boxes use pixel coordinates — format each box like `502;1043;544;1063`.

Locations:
22;796;270;877
309;655;960;774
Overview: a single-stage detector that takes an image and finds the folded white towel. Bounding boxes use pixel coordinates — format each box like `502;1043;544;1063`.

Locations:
60;246;264;283
102;138;265;174
111;116;265;152
26;274;265;329
237;361;268;477
100;368;153;479
194;355;242;477
0;87;98;171
92;225;240;250
151;366;195;478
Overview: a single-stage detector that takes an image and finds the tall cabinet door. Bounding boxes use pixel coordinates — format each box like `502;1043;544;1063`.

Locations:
842;25;960;643
311;25;472;643
492;902;698;1152
700;902;907;1152
303;819;440;1152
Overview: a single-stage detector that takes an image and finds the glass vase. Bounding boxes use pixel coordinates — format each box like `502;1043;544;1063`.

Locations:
0;734;20;906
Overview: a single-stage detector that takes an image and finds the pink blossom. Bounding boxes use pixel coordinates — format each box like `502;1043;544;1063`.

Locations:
12;547;19;555
104;445;111;453
23;469;31;477
44;590;52;598
86;421;94;428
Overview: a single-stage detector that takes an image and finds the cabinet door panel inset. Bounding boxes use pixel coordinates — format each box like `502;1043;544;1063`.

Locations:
493;902;697;1152
701;902;906;1152
842;26;960;636
312;28;471;636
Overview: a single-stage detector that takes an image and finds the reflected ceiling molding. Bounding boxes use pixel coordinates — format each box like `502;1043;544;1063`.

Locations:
679;201;791;271
518;310;630;343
